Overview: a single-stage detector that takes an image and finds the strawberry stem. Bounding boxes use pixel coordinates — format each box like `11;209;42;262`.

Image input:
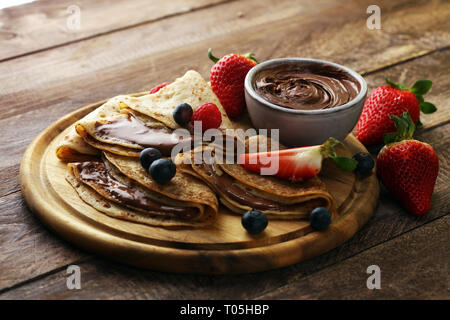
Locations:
208;48;220;63
243;52;259;64
383;111;416;144
320;138;357;172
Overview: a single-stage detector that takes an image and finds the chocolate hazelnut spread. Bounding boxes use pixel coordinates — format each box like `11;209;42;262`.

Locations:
198;163;298;211
95;115;191;156
254;63;360;110
76;162;199;219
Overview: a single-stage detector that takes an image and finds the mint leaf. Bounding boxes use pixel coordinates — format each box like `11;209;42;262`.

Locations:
331;156;357;172
410;80;432;95
420;102;437;114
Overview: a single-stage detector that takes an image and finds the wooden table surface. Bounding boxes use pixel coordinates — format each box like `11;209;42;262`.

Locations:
0;0;449;300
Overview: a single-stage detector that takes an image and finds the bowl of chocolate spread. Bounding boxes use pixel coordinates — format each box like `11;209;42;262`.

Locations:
244;58;367;146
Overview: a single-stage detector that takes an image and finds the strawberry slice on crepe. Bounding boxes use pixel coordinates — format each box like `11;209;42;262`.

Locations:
238;138;357;181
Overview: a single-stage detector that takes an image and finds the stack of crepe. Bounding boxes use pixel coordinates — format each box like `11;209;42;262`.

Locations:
57;70;337;229
58;70;227;228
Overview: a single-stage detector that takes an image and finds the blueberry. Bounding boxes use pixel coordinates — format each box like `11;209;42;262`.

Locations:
173;103;193;126
241;209;268;235
149;159;176;183
353;152;375;176
309;207;331;231
140;148;162;169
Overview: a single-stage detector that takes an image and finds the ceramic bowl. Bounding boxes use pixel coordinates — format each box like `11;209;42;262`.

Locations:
244;58;367;146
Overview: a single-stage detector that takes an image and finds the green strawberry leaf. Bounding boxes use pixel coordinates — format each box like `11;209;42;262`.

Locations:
389;114;408;137
384;111;416;144
415;94;424;103
330;156;357;172
243;52;259;64
410;80;432;95
404;112;416;138
386;78;408;90
419;101;437;114
416;119;423;127
384;132;399;145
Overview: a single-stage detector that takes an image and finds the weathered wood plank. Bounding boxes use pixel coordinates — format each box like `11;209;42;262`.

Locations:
0;0;448;171
257;215;450;299
1;123;447;299
1;0;449;120
0;191;88;290
1;48;448;200
0;0;228;61
1;0;449;294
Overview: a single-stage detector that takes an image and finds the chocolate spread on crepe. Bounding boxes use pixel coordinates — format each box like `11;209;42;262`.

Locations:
74;161;199;219
198;163;302;211
74;98;193;157
177;143;337;219
67;153;219;228
94;114;191;156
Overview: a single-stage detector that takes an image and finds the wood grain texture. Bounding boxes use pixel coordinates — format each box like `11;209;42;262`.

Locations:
2;122;447;299
1;203;448;299
1;0;449;298
1;0;449;170
257;215;450;300
0;191;87;290
19;98;378;274
0;0;228;61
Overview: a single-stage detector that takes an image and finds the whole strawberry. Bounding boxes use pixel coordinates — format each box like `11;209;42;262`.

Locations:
377;112;439;216
356;78;436;146
208;48;258;118
191;102;222;132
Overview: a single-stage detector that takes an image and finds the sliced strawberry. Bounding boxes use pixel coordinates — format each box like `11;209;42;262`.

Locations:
238;138;357;181
149;82;169;94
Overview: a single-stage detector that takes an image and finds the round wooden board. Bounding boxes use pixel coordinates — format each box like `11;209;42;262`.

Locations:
20;97;379;274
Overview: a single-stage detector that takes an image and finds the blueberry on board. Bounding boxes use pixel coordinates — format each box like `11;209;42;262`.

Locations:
241;209;268;235
173;103;194;126
352;152;375;176
140;148;162;169
309;207;332;231
149;159;176;183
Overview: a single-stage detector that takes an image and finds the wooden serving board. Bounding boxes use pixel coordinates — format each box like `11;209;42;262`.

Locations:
20;97;379;274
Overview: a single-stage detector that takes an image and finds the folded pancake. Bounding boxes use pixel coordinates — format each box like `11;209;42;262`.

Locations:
119;70;234;131
66;153;218;228
175;144;337;220
73;95;193;157
56;126;100;162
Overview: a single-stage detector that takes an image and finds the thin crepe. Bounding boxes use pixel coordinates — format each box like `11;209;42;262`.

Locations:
175;144;337;220
66;154;218;228
119;70;234;130
56;126;100;162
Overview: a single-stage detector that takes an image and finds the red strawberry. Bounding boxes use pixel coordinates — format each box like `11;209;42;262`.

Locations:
208;48;258;118
356;78;436;146
149;82;169;94
238;138;357;181
377;112;439;216
191;102;222;132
